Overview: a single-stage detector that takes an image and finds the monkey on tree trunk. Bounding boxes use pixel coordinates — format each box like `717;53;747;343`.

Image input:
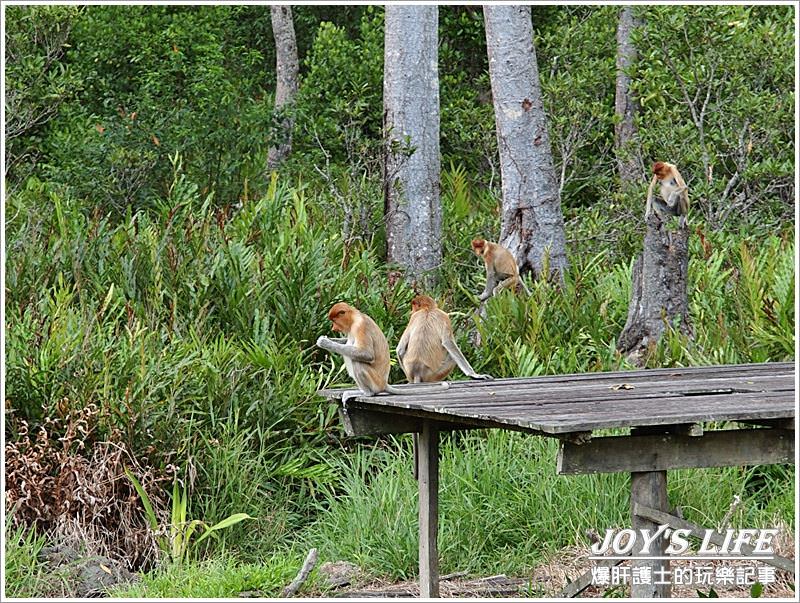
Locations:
646;161;689;226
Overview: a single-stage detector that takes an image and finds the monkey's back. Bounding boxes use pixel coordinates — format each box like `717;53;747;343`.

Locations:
489;243;519;279
356;312;391;392
402;309;453;381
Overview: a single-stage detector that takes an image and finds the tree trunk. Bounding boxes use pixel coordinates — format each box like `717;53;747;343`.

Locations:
383;6;442;288
614;6;642;189
267;5;299;171
483;5;568;281
617;213;691;364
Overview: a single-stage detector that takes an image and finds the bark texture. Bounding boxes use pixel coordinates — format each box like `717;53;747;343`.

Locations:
267;5;299;171
384;6;442;287
617;212;691;363
614;6;642;189
484;5;568;280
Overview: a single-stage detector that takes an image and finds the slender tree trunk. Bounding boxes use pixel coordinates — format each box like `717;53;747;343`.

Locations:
384;6;442;287
614;6;642;189
483;5;568;281
267;5;299;171
617;213;691;364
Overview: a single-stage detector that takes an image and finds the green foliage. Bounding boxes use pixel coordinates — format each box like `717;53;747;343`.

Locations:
292;9;384;169
536;7;618;205
110;553;305;598
41;6;274;211
4;5;82;182
635;5;795;227
3;518;49;598
125;469;252;565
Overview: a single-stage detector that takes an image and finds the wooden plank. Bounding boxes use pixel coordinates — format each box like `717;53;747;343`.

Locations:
348;389;793;419
345;401;550;436
633;503;796;574
431;390;791;417
412;395;793;434
337;388;792;416
343;392;793;435
317;362;795;399
373;374;795;407
318;372;794;405
557;428;795;474
418;420;439;598
631;468;671;597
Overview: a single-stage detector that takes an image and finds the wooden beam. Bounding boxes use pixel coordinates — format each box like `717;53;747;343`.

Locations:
557;428;794;474
631;469;671;598
633;503;796;574
418;420;440;598
338;407;472;436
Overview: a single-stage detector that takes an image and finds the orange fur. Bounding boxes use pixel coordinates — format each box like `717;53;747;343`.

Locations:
471;238;525;300
647;161;689;220
397;295;491;382
318;302;449;397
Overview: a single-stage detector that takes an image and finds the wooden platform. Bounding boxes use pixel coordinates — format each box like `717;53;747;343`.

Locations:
317;362;796;598
319;361;795;436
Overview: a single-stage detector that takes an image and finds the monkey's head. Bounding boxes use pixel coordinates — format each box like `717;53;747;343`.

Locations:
327;302;355;333
410;295;437;313
652;161;671;179
471;238;487;256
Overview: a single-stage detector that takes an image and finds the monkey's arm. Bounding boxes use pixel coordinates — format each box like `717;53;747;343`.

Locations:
316;336;375;363
645;176;657;218
479;267;499;301
442;337;493;380
396;329;410;364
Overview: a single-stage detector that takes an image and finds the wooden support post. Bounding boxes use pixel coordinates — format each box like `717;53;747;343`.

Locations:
630;469;670;598
418;420;439;598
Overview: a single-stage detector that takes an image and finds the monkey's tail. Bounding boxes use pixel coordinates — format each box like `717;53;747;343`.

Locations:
385;382;449;395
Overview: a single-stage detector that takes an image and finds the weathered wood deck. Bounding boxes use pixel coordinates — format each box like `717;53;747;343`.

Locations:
319;362;794;435
318;361;796;598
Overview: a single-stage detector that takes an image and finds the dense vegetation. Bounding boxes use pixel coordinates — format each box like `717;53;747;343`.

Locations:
4;4;795;598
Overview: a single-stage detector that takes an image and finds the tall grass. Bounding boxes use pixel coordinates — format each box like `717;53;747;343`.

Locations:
305;432;794;580
3;519;49;598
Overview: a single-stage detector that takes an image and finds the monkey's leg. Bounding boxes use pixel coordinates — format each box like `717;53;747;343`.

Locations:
478;277;495;301
492;276;518;296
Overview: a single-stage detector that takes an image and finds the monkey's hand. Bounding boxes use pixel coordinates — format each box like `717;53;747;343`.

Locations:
316;335;332;350
470;373;494;380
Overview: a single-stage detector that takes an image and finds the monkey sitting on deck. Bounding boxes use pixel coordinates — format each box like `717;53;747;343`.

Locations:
316;302;449;403
397;295;492;383
471;238;531;301
646;161;689;227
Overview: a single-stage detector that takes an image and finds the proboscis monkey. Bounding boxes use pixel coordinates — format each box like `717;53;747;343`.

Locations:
471;238;531;301
397;295;493;383
316;302;449;402
646;161;689;226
